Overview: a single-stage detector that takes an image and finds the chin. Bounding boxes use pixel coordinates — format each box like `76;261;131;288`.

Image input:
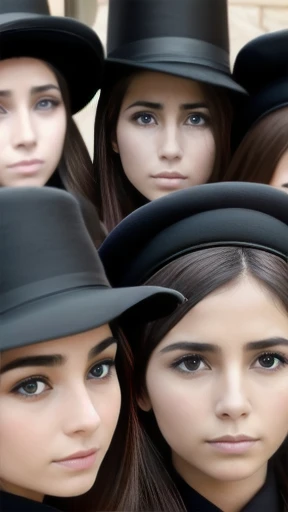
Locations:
50;474;98;498
11;179;46;188
202;460;265;483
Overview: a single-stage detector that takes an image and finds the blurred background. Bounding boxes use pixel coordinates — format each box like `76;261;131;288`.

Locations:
47;0;288;156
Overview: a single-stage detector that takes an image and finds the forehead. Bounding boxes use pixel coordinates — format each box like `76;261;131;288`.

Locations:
0;324;113;367
124;70;206;101
157;277;288;349
0;57;58;86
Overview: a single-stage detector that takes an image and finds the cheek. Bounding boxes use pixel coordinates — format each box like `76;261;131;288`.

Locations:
116;122;149;170
40;112;67;156
92;381;121;434
146;370;206;435
258;383;288;429
189;130;215;163
0;401;50;465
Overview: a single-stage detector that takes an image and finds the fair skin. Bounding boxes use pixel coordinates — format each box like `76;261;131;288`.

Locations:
270;149;288;190
0;57;67;187
114;71;216;201
140;276;288;512
0;325;121;503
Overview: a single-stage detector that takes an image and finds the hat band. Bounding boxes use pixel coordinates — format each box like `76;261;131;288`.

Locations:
237;79;288;142
108;37;230;73
1;272;109;314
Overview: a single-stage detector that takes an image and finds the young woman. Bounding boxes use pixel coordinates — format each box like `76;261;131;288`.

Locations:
224;30;288;190
94;0;246;231
0;0;106;244
100;182;288;511
0;186;184;512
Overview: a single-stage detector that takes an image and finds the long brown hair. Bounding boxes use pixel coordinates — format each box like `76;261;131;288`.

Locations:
47;323;185;512
46;63;98;208
94;70;233;232
130;247;288;510
224;107;288;184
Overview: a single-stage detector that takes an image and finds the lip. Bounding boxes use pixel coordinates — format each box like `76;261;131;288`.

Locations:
8;159;44;168
207;435;258;454
54;449;98;470
152;172;187;179
208;435;257;443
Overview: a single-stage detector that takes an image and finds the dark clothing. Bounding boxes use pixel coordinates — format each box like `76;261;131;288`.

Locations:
174;469;281;512
0;492;60;512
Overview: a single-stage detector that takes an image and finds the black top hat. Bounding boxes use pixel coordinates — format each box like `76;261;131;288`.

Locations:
105;0;246;95
0;187;184;351
232;30;288;146
99;182;288;287
0;0;104;113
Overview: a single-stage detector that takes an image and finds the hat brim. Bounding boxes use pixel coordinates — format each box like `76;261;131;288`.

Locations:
105;59;247;95
2;285;183;350
0;15;104;113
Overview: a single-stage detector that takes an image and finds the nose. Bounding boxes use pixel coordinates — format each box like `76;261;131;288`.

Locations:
214;369;252;420
12;108;37;149
62;384;101;436
158;124;183;161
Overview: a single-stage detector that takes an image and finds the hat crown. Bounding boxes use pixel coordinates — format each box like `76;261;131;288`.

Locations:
0;188;109;313
107;0;229;55
0;0;50;15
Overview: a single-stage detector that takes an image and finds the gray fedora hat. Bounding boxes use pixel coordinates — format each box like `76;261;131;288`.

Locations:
0;187;184;351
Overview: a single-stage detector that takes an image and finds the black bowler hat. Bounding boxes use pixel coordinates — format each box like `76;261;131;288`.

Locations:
0;188;184;351
105;0;246;95
99;182;288;287
0;0;104;113
232;30;288;146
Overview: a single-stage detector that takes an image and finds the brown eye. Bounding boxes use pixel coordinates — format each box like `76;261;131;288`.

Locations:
172;355;208;373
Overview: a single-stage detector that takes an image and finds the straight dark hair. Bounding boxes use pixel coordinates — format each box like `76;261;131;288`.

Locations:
224;107;288;184
46;324;184;512
46;63;98;208
94;70;233;232
130;247;288;511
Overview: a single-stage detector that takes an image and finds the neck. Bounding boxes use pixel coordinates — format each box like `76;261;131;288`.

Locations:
173;456;267;512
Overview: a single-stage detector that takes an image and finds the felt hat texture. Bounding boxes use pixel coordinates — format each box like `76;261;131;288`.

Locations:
0;0;104;113
0;187;184;351
105;0;246;95
100;182;288;286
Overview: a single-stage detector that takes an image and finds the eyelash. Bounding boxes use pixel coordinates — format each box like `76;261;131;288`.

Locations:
131;111;210;126
35;98;61;111
0;98;61;115
10;359;116;399
170;352;288;374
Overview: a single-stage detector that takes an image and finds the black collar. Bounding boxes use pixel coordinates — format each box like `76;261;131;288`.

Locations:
174;468;281;512
0;491;60;512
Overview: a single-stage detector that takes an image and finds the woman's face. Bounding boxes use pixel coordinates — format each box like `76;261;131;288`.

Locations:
141;277;288;491
115;71;216;201
0;57;67;187
0;325;121;502
270;149;288;190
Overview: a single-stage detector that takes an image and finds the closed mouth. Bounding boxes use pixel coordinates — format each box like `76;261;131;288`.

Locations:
152;172;187;179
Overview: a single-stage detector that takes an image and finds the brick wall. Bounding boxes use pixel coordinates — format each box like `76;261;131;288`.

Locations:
48;0;288;155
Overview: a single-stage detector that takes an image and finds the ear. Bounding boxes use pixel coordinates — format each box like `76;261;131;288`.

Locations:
137;392;152;412
111;135;119;154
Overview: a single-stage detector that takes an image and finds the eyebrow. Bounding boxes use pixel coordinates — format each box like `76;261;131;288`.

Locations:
246;337;288;351
160;337;288;355
281;183;288;188
0;84;60;98
125;100;209;111
0;337;117;375
160;342;219;354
